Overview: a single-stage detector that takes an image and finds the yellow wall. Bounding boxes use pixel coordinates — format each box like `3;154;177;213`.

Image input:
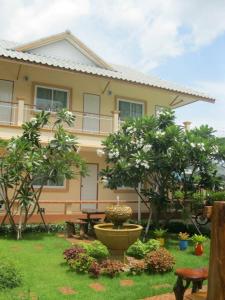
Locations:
0;59;200;214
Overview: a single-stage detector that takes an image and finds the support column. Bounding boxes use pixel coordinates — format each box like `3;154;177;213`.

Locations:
183;121;191;131
207;201;225;300
112;110;120;132
17;99;25;126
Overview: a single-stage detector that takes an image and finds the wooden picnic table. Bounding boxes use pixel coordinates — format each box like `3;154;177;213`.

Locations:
80;209;106;234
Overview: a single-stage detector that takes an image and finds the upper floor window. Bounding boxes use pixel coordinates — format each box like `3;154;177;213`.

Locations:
35;85;69;111
118;98;144;121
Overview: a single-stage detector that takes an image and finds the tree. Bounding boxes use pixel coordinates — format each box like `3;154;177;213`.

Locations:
100;109;225;234
0;110;86;239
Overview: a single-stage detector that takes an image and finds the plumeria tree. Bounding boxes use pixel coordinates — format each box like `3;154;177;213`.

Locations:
100;109;225;233
0;110;86;239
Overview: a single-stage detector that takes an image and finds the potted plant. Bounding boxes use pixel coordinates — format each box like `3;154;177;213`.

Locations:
178;232;189;250
153;228;168;246
191;234;207;256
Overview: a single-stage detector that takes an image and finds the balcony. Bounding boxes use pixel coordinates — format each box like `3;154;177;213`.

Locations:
0;100;120;136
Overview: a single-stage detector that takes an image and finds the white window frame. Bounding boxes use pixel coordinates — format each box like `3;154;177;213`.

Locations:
117;98;145;119
34;85;70;111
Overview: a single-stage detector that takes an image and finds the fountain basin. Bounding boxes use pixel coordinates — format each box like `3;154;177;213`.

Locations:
94;223;143;261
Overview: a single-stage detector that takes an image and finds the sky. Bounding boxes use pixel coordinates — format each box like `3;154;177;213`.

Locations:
0;0;225;135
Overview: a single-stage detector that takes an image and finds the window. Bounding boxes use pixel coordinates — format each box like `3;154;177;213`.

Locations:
118;99;144;121
33;175;65;188
35;85;69;111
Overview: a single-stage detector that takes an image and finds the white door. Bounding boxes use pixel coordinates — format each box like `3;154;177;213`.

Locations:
83;94;100;132
81;164;98;210
0;80;13;124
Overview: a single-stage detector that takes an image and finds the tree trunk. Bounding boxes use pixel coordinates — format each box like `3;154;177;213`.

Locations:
207;201;225;300
17;207;23;240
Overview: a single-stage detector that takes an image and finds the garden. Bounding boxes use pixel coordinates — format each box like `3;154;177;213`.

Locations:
0;108;225;299
0;230;210;300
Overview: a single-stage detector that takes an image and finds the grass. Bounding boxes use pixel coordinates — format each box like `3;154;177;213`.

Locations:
0;233;210;300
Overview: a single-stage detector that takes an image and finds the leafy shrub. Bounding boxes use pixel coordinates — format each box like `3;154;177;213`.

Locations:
145;248;175;273
129;260;146;275
191;234;207;245
63;245;86;262
80;241;109;260
126;240;146;258
0;259;22;290
88;261;101;278
0;223;65;235
101;259;124;278
210;191;225;202
145;239;160;252
69;253;95;273
127;239;160;259
153;228;168;238
178;232;190;240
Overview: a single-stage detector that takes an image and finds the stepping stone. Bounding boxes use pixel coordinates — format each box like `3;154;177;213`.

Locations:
152;284;171;289
89;282;105;292
141;293;175;300
58;287;77;295
34;244;44;250
120;279;134;287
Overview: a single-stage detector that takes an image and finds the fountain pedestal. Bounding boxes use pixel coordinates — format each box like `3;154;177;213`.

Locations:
94;205;143;262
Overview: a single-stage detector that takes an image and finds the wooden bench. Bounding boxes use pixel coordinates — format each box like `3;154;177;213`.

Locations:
65;220;87;239
173;268;208;300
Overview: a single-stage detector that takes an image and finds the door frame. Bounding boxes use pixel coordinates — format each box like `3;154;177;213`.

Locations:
0;79;14;124
80;163;99;210
82;93;101;132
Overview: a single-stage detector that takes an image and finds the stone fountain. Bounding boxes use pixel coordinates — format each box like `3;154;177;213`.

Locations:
94;203;143;261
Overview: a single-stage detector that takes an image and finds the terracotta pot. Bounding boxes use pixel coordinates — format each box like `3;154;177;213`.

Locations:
195;243;204;256
203;206;213;219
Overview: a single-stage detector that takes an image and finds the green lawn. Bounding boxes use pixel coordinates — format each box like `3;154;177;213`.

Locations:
0;233;210;300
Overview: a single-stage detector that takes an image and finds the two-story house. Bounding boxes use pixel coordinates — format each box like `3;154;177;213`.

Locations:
0;31;215;218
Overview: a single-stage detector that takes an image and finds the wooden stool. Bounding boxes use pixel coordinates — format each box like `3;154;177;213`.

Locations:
65;221;75;237
65;220;87;239
173;268;208;300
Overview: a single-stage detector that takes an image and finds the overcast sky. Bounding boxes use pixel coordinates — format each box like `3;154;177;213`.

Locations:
0;0;225;134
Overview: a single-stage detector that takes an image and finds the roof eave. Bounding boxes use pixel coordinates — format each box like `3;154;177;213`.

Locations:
0;55;216;102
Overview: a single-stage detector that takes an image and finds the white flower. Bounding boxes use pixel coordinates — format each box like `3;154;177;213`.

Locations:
155;130;165;138
140;160;149;169
65;111;73;117
101;176;108;185
30;117;37;125
108;150;119;159
97;149;105;157
211;145;219;155
143;144;152;153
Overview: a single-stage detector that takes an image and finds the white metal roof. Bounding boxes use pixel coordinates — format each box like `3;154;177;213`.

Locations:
0;37;215;102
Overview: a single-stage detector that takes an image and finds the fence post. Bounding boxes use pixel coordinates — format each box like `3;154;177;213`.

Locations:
112;110;119;132
17;98;25;126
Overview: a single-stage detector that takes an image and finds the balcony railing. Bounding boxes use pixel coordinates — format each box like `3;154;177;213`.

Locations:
0;101;18;125
0;100;119;135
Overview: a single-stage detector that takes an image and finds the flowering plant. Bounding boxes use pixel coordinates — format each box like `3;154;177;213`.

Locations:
100;109;225;233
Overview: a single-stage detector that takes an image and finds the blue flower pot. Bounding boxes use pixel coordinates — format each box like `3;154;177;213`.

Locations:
179;240;188;250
